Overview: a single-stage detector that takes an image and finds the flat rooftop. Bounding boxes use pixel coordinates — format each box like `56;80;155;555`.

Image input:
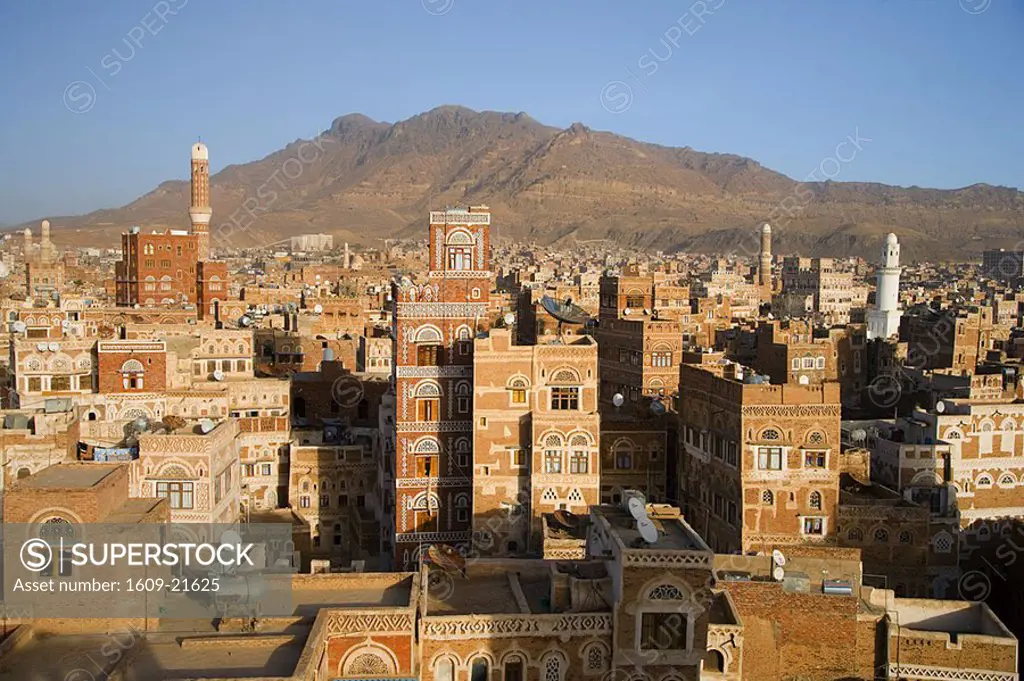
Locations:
428;573;521;615
105;498;166;523
16;463;122;490
124;638;304;680
596;505;710;552
892;599;1015;639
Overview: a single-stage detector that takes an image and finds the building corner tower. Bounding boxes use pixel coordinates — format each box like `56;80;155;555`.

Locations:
189;142;212;260
758;222;772;286
867;232;902;340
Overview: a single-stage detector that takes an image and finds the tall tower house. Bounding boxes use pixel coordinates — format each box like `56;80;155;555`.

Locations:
189;141;212;260
390;206;492;569
758;222;772;287
867;233;902;340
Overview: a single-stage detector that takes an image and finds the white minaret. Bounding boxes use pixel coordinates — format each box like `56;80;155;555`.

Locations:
189;141;212;260
867;233;902;340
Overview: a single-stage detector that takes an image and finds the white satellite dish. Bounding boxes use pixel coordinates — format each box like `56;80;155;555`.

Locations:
503;312;515;326
643;308;651;315
313;304;323;314
935;400;946;413
772;565;786;581
220;529;243;547
212;369;225;382
623;308;632;316
627;494;647;520
637;516;658;544
198;418;216;434
48;342;59;352
772;549;787;567
12;321;26;333
36;342;47;351
850;428;867;444
239;315;252;327
612;393;625;408
61;320;70;329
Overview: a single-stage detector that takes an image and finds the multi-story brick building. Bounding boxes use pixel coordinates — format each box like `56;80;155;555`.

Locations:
96;339;167;394
752;319;837;386
10;337;95;408
115;228;200;306
472;328;600;554
678;361;842;553
781;256;864;325
901;304;994;375
390;206;492;568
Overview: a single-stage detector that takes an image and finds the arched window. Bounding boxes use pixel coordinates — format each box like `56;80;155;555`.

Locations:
614;439;633;470
762;490;774;505
455;493;470;522
999;474;1016;487
809;491;822;510
977;474;993;488
582;643;608;673
760;428;781;441
542;653;564;681
898;530;913;544
874;528;889;544
503;654;526;681
848;527;863;542
703;649;725;673
471;658;489;681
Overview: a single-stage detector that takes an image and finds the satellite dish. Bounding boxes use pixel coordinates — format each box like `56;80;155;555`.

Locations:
637;516;658;544
850;428;867;444
198;419;216;434
650;399;666;416
313;304;323;314
772;565;786;581
48;342;59;352
220;529;243;547
212;369;225;382
627;494;647;520
552;509;580;531
133;417;150;432
61;320;70;328
623;308;632;316
427;544;466;572
936;401;946;413
36;342;47;351
239;315;252;327
772;549;787;567
503;312;516;326
540;296;591;325
12;321;27;333
612;393;625;408
643;308;651;315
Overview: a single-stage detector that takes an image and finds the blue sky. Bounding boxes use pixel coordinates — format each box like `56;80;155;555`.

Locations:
0;0;1022;224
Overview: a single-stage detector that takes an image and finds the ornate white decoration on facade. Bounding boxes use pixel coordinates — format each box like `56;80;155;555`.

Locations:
648;584;686;600
421;614;612;640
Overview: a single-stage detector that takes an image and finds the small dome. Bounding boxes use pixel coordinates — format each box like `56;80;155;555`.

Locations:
191;142;208;161
886;232;898;245
23;228;31;237
761;223;772;233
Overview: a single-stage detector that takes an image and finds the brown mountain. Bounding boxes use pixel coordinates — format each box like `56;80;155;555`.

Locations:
28;106;1024;261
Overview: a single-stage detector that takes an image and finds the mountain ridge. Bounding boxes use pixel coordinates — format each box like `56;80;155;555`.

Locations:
18;105;1024;261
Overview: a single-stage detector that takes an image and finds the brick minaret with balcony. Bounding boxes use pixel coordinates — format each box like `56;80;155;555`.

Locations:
189;142;212;261
390;206;492;569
